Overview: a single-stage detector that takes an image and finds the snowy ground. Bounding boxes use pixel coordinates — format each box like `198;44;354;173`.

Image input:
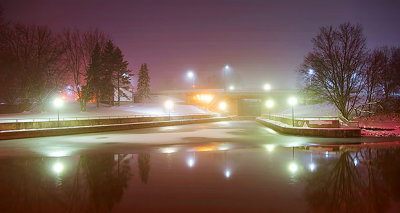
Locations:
276;102;340;117
356;114;400;137
0;102;210;123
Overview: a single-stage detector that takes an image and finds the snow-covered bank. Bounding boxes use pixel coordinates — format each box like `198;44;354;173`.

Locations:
0;102;210;122
357;114;400;137
277;102;340;117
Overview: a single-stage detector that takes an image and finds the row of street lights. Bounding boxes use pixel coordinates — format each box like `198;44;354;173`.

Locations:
265;97;298;127
186;65;273;92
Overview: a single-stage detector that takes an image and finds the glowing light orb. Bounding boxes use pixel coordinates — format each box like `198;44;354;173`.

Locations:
225;169;231;178
187;158;195;168
288;97;298;106
164;100;174;110
52;162;64;174
53;98;63;108
263;84;271;91
289;162;298;173
219;102;227;111
265;100;274;108
309;163;316;172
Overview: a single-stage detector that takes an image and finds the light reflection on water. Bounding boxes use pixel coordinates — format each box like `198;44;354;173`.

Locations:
1;143;400;212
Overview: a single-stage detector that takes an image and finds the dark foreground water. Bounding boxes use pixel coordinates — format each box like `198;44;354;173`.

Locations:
0;121;400;212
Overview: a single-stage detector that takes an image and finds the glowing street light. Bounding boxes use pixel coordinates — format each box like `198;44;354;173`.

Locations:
263;83;271;91
288;162;298;173
52;162;64;174
223;65;231;91
187;157;195;168
288;97;298;127
164;100;174;120
309;163;316;172
219;102;227;111
187;70;195;89
228;85;235;91
53;97;63;127
225;169;231;178
265;99;274;119
308;68;314;75
265;144;275;152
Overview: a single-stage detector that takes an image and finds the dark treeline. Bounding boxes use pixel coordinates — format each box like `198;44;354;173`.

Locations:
299;23;400;119
0;153;152;212
301;146;400;212
0;7;134;112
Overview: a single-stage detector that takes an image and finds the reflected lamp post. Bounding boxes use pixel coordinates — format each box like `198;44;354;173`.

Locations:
288;97;297;127
53;97;63;127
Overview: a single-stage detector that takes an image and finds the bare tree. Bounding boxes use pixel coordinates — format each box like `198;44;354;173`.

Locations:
299;23;368;119
61;29;108;112
362;49;386;113
377;47;400;100
0;24;64;110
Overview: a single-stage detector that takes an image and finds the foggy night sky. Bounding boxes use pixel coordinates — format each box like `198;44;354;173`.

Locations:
2;0;400;91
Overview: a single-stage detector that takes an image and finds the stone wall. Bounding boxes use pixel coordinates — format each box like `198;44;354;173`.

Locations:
256;118;360;137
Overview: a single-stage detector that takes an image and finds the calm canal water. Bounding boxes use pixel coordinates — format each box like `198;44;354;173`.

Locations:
0;121;400;212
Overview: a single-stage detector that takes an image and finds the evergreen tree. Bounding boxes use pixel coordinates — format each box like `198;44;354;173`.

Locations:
100;40;116;105
86;43;102;107
137;63;150;102
113;47;132;106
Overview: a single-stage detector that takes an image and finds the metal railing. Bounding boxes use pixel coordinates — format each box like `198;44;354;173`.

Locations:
0;113;217;123
264;114;339;121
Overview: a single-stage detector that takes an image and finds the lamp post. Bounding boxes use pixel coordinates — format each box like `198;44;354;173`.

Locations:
187;70;195;89
164;100;174;120
265;99;274;119
53;97;63;127
288;97;297;127
223;65;230;91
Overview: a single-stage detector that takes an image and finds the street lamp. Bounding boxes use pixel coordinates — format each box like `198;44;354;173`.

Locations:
263;83;271;91
187;70;195;89
308;68;314;75
53;97;63;127
228;85;235;91
265;99;274;119
164;100;174;120
219;102;227;111
223;65;230;91
288;97;297;127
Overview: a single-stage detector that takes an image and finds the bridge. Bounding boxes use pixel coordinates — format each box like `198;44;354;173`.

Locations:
155;89;298;116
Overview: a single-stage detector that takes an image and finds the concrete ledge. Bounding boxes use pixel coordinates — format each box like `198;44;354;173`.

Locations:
256;118;361;138
0;117;229;140
0;114;215;131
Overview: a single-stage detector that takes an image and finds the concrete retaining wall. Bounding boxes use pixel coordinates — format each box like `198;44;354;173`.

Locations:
0;117;229;140
256;118;360;138
0;114;214;131
261;115;340;128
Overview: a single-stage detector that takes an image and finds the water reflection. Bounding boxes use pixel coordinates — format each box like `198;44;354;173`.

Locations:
138;153;151;184
1;143;400;212
300;145;400;212
0;154;133;212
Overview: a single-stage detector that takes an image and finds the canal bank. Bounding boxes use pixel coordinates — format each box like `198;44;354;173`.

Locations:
256;117;361;138
0;116;229;140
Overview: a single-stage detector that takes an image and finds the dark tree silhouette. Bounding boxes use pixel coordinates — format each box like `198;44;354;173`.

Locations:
138;153;151;184
299;23;368;119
